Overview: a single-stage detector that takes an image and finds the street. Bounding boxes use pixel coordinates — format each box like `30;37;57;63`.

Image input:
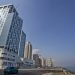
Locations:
0;68;73;75
0;69;42;75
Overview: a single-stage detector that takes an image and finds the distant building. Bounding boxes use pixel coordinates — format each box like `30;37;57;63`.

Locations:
18;31;26;58
0;4;22;68
24;42;32;60
20;58;35;68
38;58;42;67
33;54;42;68
40;57;46;68
46;58;53;68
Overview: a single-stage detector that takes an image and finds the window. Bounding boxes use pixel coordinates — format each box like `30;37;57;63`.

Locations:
2;62;7;66
0;57;15;61
2;53;7;55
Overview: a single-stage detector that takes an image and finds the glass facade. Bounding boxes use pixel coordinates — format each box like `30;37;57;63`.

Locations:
0;5;22;54
0;6;9;36
19;31;26;57
5;13;22;54
0;4;23;68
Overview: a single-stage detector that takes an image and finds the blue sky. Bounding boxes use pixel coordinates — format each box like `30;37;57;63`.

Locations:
0;0;75;67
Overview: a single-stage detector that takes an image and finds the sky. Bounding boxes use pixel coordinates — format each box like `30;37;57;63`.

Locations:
0;0;75;67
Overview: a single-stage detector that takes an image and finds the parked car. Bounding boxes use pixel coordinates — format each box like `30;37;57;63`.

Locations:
4;67;18;75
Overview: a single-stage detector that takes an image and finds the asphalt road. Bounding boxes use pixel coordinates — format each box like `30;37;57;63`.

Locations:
0;69;42;75
0;68;72;75
18;71;42;75
2;72;42;75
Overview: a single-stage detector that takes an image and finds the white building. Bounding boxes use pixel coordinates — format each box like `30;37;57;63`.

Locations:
46;58;53;68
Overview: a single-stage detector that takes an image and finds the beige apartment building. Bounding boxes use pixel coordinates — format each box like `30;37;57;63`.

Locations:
24;42;32;60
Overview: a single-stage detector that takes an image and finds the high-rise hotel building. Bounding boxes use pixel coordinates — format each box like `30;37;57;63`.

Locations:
0;4;24;68
18;31;26;58
24;42;32;60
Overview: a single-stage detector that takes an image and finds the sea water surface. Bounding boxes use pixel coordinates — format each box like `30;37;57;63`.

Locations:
66;66;75;72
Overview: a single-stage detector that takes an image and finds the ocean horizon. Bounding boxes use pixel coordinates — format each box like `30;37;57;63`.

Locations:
66;66;75;72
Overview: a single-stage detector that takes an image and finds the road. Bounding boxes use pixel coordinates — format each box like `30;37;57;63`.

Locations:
0;68;73;75
18;70;42;75
0;69;42;75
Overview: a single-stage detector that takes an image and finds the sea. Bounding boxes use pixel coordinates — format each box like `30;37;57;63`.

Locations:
66;66;75;73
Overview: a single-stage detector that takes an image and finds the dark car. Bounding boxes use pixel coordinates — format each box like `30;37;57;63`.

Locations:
4;67;18;75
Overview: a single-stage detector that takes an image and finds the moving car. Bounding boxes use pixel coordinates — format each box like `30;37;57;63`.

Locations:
4;67;18;75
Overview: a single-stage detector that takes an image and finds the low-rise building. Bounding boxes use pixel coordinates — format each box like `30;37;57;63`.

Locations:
20;58;35;68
